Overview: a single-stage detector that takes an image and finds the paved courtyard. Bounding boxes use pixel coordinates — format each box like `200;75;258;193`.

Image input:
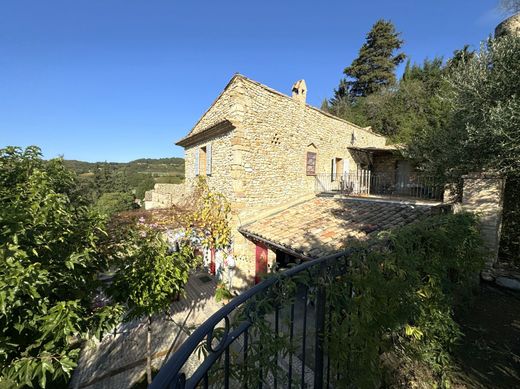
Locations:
70;271;221;389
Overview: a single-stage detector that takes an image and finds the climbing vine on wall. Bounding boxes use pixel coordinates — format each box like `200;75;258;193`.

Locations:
185;176;232;250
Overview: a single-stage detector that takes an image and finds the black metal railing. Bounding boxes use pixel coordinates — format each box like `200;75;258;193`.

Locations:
150;250;353;389
315;171;443;201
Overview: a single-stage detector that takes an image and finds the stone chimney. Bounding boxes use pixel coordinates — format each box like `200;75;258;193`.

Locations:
291;79;307;104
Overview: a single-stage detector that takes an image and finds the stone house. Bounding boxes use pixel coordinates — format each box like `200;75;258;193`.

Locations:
145;74;503;288
143;74;440;288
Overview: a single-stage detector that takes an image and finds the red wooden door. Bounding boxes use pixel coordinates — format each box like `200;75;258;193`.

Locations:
255;244;268;284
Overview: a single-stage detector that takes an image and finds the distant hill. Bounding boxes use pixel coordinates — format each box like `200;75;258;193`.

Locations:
64;157;185;177
63;157;185;201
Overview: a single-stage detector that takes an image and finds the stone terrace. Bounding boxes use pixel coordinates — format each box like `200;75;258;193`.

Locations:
239;197;444;259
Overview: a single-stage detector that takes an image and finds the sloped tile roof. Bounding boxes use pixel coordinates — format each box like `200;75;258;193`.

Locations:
239;197;441;259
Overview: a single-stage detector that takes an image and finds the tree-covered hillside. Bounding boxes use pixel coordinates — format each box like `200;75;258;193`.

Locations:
64;157;184;176
63;157;185;204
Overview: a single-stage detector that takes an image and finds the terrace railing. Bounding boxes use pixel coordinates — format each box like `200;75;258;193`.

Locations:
315;170;444;201
150;250;353;389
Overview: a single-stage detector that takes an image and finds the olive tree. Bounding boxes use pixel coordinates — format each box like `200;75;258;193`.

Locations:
408;35;520;263
409;35;520;178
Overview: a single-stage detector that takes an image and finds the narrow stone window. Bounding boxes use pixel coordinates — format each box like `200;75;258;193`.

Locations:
199;146;207;176
306;151;316;176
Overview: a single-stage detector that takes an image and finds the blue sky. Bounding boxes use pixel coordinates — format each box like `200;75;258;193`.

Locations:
0;0;506;162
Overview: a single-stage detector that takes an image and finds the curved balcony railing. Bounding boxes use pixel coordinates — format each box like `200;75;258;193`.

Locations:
150;249;354;389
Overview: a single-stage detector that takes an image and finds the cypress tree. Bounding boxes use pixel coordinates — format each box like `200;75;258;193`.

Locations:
342;19;405;98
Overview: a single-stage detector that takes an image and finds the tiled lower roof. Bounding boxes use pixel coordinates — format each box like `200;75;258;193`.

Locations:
239;197;442;259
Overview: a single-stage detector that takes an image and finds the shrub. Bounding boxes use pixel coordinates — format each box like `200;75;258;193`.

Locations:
94;191;137;216
214;283;233;303
200;213;484;389
326;212;484;388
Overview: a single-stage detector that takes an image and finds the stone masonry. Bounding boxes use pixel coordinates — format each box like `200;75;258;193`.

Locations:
495;12;520;37
177;74;388;287
148;74;508;289
144;183;185;210
459;173;506;274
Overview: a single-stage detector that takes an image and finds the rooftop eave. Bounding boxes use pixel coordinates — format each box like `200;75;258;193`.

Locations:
348;144;405;154
238;227;314;261
176;120;236;148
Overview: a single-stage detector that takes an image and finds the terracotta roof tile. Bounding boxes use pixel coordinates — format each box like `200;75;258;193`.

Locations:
239;197;441;259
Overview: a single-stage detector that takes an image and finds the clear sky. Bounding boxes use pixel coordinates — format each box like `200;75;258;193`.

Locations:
0;0;506;162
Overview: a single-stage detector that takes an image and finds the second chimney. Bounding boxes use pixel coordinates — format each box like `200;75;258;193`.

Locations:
292;79;307;104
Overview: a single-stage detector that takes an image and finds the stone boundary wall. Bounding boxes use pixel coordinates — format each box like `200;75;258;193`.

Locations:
143;183;186;210
458;173;506;275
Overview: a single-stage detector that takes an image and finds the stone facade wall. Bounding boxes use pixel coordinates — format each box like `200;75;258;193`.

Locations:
232;77;387;222
183;76;387;221
460;173;505;273
144;190;153;202
184;131;235;201
186;77;246;138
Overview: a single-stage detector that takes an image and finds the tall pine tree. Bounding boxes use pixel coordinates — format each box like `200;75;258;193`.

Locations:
339;19;405;99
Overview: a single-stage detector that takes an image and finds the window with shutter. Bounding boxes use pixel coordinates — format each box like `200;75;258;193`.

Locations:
199;146;207;176
306;151;316;176
206;143;212;176
331;158;337;181
194;148;200;176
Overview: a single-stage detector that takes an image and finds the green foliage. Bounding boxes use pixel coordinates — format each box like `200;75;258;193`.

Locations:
336;19;405;100
94;192;136;216
409;35;520;179
64;157;184;202
153;175;184;185
408;36;520;264
326;213;484;388
331;57;452;142
109;227;192;320
132;174;156;199
186;177;231;250
0;146;122;388
108;223;194;384
205;213;483;389
445;45;475;70
214;283;233;303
